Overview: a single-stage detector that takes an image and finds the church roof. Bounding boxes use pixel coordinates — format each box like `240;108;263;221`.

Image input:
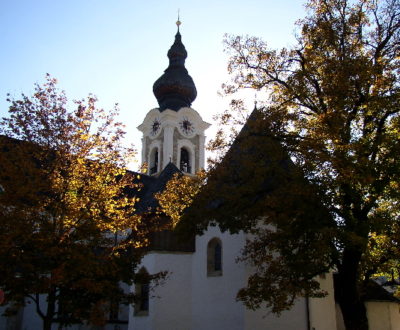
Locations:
128;162;182;214
152;27;197;111
364;280;400;302
180;107;333;234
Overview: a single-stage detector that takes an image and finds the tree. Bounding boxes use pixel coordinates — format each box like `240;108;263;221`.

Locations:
156;170;206;228
0;75;156;330
171;1;400;329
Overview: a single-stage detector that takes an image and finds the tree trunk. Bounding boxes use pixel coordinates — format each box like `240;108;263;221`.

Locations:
338;294;368;330
337;248;369;330
43;286;56;330
43;317;53;330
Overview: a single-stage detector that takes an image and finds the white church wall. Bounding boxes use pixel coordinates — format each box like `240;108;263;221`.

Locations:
242;265;338;330
0;307;6;329
1;296;129;330
366;301;400;330
241;233;309;330
192;226;316;330
243;298;308;330
191;226;247;330
0;304;24;330
21;297;46;330
129;252;193;330
309;273;338;330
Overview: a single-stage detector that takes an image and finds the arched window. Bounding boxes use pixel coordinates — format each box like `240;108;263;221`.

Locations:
177;139;195;174
180;147;191;173
149;148;159;175
207;238;223;277
134;267;150;316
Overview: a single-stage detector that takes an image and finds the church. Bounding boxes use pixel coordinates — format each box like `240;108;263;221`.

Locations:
127;19;400;330
128;21;338;330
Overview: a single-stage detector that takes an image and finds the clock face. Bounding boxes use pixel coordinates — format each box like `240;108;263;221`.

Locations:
150;118;161;137
179;117;195;136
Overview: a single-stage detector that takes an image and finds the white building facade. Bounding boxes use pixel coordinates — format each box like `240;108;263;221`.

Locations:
129;226;338;330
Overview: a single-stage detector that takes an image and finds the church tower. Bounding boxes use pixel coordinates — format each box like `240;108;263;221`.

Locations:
137;21;210;176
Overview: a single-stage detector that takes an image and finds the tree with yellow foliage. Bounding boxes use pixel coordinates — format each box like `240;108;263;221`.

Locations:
156;171;207;229
0;75;154;330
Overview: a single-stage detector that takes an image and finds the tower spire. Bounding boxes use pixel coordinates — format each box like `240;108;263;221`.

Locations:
152;19;197;111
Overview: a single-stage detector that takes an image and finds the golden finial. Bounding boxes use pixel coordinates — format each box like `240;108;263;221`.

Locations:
176;9;181;31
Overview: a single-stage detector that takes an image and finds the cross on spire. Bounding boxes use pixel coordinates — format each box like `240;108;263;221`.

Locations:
176;9;181;31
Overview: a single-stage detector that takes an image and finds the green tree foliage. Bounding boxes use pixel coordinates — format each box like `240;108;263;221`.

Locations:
167;1;400;330
0;75;156;330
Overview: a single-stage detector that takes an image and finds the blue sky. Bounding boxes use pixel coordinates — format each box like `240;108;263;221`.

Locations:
0;0;306;167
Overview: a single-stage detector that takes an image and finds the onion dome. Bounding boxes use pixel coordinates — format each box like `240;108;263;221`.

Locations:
153;27;197;111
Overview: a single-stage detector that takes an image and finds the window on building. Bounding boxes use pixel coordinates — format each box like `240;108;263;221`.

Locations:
139;283;149;311
149;148;159;175
109;298;120;321
180;147;191;173
134;268;150;316
207;238;223;277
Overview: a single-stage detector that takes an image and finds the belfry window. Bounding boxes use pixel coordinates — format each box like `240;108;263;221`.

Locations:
207;238;223;277
180;148;191;173
150;148;159;175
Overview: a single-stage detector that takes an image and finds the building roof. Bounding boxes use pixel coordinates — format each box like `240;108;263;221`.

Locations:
334;274;400;303
365;280;400;302
128;162;182;214
181;107;332;234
